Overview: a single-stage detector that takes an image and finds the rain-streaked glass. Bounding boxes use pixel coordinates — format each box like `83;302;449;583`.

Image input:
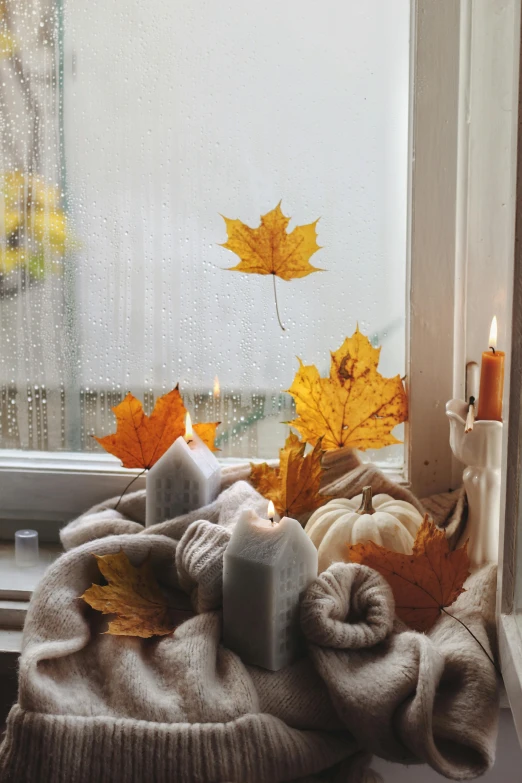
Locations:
0;0;410;464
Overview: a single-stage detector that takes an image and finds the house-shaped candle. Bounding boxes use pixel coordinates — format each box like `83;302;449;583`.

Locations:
223;506;318;671
146;413;221;526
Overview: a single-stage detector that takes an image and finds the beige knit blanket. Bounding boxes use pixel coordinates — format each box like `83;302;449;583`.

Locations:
0;455;498;783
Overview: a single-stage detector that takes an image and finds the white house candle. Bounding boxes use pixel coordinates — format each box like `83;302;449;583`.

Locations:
223;506;318;671
146;413;221;527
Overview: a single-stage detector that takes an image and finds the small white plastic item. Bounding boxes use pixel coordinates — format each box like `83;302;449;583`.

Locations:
15;529;40;567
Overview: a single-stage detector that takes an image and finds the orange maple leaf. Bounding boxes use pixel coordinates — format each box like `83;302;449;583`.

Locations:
94;386;219;469
250;433;330;520
220;202;324;329
348;516;470;632
286;326;408;451
82;551;194;638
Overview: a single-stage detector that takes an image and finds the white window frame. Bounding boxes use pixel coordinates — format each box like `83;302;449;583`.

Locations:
498;8;522;736
407;0;462;498
499;263;522;742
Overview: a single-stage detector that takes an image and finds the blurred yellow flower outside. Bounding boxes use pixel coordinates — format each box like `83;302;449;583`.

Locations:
0;30;15;58
0;1;15;60
0;171;68;280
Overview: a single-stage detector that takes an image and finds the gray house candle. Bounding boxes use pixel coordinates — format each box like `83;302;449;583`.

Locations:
146;413;221;526
223;507;318;671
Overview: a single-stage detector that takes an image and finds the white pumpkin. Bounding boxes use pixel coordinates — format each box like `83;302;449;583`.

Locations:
305;486;423;573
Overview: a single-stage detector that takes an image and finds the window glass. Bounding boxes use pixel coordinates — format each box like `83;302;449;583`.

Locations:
0;0;410;463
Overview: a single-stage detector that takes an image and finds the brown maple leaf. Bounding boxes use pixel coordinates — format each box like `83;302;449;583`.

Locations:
250;432;329;520
348;516;470;632
220;202;324;330
94;386;219;469
82;550;194;638
286;326;408;451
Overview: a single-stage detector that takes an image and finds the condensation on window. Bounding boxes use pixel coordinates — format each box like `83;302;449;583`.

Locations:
0;0;410;466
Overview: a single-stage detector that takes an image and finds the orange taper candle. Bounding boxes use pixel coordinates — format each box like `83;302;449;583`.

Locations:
476;316;505;421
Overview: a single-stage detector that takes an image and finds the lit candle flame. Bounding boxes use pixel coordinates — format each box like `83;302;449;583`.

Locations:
213;375;220;397
184;412;194;443
267;500;275;522
489;316;498;352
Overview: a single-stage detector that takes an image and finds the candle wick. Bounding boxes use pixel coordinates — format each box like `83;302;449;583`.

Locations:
489;346;496;355
465;396;476;433
269;517;274;526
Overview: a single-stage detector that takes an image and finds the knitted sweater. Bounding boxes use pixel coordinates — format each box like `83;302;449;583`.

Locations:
0;462;499;783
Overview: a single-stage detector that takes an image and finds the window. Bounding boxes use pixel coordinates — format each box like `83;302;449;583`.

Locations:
0;0;410;465
0;0;498;521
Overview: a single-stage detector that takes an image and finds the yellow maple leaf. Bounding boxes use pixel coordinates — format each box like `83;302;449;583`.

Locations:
220;202;323;329
287;327;408;451
348;517;470;632
250;433;329;520
192;421;220;450
82;551;194;638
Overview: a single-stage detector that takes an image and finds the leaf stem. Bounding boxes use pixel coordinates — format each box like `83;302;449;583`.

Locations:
272;274;286;331
440;607;501;677
114;469;147;512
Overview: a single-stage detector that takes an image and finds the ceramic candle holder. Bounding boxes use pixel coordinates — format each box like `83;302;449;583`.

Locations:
446;399;502;566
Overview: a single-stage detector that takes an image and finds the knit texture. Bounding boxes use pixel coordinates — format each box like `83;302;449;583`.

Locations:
0;454;497;783
306;564;498;779
300;563;395;649
176;520;231;613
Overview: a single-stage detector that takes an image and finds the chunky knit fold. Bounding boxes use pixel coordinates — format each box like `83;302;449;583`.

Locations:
176;519;231;613
300;564;394;649
0;705;355;783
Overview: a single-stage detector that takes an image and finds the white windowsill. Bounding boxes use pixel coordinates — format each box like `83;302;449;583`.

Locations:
0;449;407;531
0;629;23;656
0;541;61;651
0;542;61;601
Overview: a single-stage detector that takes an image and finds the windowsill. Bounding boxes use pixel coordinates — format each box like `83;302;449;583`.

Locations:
0;542;61;601
499;614;522;738
0;538;60;658
0;629;23;655
0;449;408;537
0;542;61;642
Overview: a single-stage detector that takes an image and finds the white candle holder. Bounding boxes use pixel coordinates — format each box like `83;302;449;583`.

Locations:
446;399;502;567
